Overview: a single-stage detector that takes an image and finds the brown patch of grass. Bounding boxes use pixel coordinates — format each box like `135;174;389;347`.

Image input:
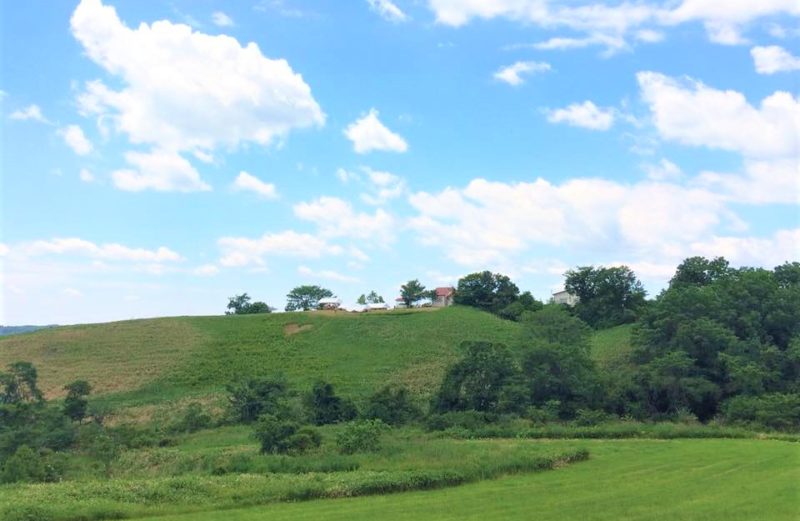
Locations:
283;323;314;336
0;318;208;399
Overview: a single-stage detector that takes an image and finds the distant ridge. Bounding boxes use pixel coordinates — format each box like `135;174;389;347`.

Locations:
0;325;58;337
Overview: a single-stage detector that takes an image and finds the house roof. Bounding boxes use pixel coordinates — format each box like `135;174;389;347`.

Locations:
435;287;455;297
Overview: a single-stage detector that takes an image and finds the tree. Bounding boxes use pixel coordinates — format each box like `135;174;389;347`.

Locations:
433;341;518;413
227;376;290;423
357;291;385;306
285;285;334;311
400;280;426;308
454;271;520;314
0;361;43;405
669;256;731;289
253;414;321;454
63;380;92;423
519;307;600;417
364;385;420;426
564;265;647;328
226;293;271;315
498;291;543;321
303;380;357;425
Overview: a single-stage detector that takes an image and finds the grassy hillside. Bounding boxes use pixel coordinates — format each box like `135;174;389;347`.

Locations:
0;307;522;410
590;323;634;366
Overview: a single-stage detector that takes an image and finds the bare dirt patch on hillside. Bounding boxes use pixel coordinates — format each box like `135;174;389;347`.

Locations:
284;323;314;336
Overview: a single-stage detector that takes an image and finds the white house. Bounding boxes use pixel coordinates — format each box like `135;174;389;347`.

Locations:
317;297;342;310
552;289;579;307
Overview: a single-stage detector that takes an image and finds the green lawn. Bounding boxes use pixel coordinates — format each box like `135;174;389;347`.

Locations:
590;323;634;366
146;438;800;521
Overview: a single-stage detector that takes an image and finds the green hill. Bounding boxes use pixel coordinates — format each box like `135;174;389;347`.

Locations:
0;307;635;417
0;307;523;412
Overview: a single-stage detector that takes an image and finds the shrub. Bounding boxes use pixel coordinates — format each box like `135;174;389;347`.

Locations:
336;419;387;454
227;376;290;424
723;393;800;431
0;445;46;483
572;409;611;426
363;385;420;426
304;381;358;425
171;403;212;433
253;415;321;454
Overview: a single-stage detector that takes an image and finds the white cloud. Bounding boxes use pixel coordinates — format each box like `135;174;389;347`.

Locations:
493;61;551;86
367;0;409;22
751;46;800;74
231;171;278;199
59;125;93;155
427;0;800;49
63;288;84;298
294;196;396;243
211;11;234;27
408;176;732;267
192;264;220;276
218;231;342;267
71;0;324;190
10;104;48;123
344;109;408;154
693;159;800;205
14;238;182;263
689;228;800;268
360;168;406;205
298;265;359;283
642;158;683;181
638;72;800;159
635;29;664;43
0;243;9;257
546;101;615;130
532;34;628;54
112;149;210;192
336;167;360;183
79;168;95;183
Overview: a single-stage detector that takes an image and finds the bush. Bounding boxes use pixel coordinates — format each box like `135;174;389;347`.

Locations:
304;381;358;426
363;385;420;426
1;445;46;483
227;376;290;424
572;409;611;426
723;393;800;431
253;415;321;455
171;403;212;433
424;411;494;432
336;419;387;454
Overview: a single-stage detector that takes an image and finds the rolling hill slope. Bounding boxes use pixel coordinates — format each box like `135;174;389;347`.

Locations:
0;307;523;410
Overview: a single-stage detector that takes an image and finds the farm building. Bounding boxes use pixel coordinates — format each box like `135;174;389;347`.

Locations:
433;287;456;307
317;297;342;310
551;289;579;307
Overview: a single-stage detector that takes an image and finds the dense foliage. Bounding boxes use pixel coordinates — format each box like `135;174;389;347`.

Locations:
564;265;647;328
454;271;543;320
226;293;271;315
285;285;334;311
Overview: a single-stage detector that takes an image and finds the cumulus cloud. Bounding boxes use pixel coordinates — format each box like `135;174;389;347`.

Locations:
294;196;396;243
59;125;93;155
689;228;800;268
751;45;800;74
192;264;220;276
642;158;683;181
231;171;278;199
211;11;234;27
218;231;342;267
546;101;615;130
360;168;406;205
367;0;408;22
70;0;324;190
638;71;800;159
344;109;408;154
693;159;800;205
298;265;359;283
493;61;551;86
79;168;95;183
408;176;733;267
112;149;210;192
13;238;182;263
427;0;800;50
10;104;48;123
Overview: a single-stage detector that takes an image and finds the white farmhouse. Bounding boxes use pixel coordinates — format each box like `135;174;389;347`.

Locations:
552;289;579;307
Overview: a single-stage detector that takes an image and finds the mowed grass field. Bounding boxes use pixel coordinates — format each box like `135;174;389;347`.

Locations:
146;438;800;521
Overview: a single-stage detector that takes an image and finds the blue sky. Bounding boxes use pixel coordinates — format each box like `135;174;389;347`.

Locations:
1;0;798;325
